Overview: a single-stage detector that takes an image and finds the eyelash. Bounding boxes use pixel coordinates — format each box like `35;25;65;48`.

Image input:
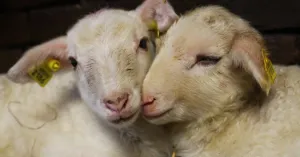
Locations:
194;55;221;66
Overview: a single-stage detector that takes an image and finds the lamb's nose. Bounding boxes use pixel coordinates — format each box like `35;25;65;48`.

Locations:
104;92;129;112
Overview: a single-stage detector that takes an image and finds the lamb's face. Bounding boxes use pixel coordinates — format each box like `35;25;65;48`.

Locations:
6;0;178;128
67;10;155;127
142;6;269;125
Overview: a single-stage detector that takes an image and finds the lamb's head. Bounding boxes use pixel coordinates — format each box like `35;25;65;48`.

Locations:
142;5;274;125
6;0;178;128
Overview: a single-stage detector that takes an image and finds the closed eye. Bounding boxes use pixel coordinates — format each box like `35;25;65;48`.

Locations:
195;55;221;66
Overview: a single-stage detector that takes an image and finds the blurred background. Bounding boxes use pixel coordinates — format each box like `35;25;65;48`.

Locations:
0;0;299;73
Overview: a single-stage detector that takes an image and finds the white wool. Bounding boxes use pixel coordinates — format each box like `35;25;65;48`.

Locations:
142;5;300;157
2;0;178;156
0;72;130;157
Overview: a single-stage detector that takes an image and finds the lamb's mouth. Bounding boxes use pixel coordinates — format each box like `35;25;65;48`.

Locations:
143;109;172;120
111;110;139;124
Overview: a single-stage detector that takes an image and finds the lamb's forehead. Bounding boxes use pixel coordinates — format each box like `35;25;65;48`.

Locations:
67;9;147;50
162;6;241;57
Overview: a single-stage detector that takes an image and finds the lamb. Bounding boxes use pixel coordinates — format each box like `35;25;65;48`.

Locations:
141;5;300;157
1;0;178;156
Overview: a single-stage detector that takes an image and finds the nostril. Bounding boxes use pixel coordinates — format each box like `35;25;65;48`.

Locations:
119;93;129;110
104;99;118;112
142;95;156;106
104;92;129;112
105;100;114;105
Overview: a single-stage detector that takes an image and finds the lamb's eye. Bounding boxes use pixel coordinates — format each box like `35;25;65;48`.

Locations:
195;55;221;66
68;57;78;68
139;37;148;50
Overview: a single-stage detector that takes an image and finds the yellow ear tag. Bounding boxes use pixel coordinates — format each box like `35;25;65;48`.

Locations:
163;0;167;3
261;48;276;95
147;20;160;38
28;59;61;87
172;151;176;157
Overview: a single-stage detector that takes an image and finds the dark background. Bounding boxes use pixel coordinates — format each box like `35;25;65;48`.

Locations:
1;0;300;73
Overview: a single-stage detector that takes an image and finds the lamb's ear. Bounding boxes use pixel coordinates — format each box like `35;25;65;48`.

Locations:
231;31;276;95
136;0;178;32
7;36;71;84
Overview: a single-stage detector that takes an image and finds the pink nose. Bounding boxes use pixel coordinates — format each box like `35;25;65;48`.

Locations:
104;92;129;112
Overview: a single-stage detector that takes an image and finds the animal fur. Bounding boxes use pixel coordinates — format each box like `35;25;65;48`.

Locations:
1;0;178;156
142;5;300;157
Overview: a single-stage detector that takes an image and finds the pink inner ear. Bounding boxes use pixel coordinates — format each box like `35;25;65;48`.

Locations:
231;35;268;90
136;0;158;21
136;0;178;32
7;36;70;83
235;37;265;71
34;37;69;67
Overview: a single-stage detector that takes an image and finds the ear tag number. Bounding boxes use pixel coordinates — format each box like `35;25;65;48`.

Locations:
28;59;61;87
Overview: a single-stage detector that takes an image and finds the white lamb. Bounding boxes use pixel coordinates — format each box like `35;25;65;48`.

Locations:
1;0;178;156
141;5;300;157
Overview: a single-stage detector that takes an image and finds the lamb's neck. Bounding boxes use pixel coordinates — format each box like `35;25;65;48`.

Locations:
167;82;266;156
118;117;172;157
119;117;169;143
168;107;240;157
